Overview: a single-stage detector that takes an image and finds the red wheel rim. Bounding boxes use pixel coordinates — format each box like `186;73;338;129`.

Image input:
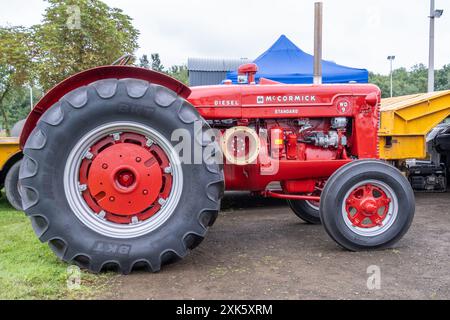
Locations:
345;183;391;228
79;132;173;225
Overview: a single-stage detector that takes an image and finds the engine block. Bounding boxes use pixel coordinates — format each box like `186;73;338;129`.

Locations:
188;81;381;193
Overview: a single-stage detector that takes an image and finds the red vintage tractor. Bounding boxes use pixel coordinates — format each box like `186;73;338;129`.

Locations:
18;63;415;274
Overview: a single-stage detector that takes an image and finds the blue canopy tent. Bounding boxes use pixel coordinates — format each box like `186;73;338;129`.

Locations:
227;35;368;84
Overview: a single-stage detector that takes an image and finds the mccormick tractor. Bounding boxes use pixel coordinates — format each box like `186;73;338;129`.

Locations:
18;62;415;274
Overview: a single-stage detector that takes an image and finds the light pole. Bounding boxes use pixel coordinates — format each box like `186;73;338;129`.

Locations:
428;0;444;93
387;55;395;98
29;85;33;110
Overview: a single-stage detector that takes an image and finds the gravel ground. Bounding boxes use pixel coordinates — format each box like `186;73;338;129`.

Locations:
101;191;450;300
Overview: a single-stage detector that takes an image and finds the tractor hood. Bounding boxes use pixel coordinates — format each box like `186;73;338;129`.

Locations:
187;83;381;109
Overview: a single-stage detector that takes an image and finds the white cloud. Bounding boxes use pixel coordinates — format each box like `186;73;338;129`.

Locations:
1;0;449;74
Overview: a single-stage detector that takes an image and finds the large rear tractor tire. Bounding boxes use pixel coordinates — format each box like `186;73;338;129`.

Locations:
19;79;224;274
320;160;415;251
5;160;23;211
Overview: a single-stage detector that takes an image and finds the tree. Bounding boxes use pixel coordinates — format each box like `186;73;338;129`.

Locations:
0;26;33;135
150;53;164;72
34;0;140;91
138;53;188;84
436;64;450;91
168;65;188;85
4;86;43;129
370;64;430;98
139;54;150;69
369;72;390;98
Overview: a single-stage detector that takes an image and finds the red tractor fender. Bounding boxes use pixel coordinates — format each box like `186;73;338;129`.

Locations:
20;65;191;148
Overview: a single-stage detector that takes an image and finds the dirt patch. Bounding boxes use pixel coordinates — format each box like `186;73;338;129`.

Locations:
101;192;450;300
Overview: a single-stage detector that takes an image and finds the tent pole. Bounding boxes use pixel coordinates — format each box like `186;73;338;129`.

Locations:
313;2;323;85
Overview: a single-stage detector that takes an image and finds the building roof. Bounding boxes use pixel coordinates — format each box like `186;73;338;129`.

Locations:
188;57;251;72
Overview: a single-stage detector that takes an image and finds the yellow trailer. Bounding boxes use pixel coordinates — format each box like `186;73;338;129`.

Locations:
0;137;21;167
0;137;23;210
379;90;450;160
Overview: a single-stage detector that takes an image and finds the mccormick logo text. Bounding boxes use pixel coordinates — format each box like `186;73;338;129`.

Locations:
257;95;317;104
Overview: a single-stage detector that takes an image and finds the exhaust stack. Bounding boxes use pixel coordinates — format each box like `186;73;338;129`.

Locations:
313;2;323;85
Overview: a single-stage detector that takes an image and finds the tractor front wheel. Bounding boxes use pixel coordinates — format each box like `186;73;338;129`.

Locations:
319;160;415;251
19;79;224;273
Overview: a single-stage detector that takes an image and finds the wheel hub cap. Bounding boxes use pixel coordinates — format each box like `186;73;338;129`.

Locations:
88;143;162;215
79;132;173;225
345;184;391;228
361;199;377;215
116;169;136;188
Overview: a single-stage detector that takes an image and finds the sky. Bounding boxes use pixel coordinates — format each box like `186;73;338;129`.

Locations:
0;0;449;75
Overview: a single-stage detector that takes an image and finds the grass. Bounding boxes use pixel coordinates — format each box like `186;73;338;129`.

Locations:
0;194;114;300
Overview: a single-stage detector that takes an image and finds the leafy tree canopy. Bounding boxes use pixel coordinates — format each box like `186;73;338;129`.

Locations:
34;0;139;91
138;53;188;85
0;26;33;134
139;54;150;69
150;53;164;72
370;63;450;98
